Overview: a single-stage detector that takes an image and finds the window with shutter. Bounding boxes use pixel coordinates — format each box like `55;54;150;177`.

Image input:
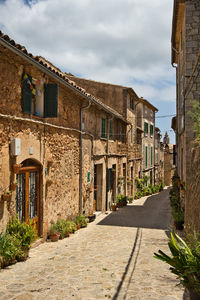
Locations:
150;124;154;137
144;122;148;136
130;98;134;110
22;74;32;114
22;74;58;118
44;84;58;118
145;146;148;168
151;146;153;166
101;117;106;138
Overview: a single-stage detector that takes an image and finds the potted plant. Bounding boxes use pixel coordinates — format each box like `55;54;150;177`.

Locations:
154;232;200;299
48;224;60;242
2;191;12;201
13;164;22;174
111;202;117;211
116;195;123;207
11;181;18;191
75;215;87;228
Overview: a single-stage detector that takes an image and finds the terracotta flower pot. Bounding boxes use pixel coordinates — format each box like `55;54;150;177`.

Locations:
111;204;117;211
49;232;60;242
65;231;70;238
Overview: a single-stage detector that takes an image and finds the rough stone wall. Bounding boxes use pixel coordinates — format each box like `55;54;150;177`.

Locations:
164;145;175;186
0;45;84;235
66;76;125;116
141;104;155;184
184;0;200;232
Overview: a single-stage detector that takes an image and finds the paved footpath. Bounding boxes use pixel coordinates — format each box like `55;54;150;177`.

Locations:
0;188;187;300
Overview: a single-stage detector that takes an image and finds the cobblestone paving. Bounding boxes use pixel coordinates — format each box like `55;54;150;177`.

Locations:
0;188;186;300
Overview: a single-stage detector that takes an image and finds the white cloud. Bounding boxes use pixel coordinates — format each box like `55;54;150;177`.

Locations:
0;0;176;114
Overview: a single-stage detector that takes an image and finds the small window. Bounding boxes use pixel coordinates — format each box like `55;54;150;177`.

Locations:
109;119;113;139
130;98;134;110
101;117;106;138
144;122;148;137
22;74;58;118
150;124;154;137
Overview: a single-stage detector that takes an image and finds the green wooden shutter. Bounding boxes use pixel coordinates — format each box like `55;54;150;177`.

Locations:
44;84;58;118
101;118;106;138
145;146;148;168
130;98;134;110
151;146;153;166
22;74;32;114
150;124;154;136
144;122;148;135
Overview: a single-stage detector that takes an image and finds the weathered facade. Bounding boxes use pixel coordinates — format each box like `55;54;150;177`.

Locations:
171;0;200;231
154;127;164;185
66;76;142;197
136;98;158;186
0;31;128;236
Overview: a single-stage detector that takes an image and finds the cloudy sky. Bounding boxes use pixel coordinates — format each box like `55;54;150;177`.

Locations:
0;0;176;143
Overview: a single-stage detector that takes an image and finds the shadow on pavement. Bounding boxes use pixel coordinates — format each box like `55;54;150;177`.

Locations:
97;187;172;230
112;227;142;300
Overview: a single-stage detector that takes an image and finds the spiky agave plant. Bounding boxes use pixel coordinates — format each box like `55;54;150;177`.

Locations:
154;232;200;294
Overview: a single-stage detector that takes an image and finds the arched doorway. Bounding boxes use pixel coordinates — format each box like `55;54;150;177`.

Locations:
15;159;41;234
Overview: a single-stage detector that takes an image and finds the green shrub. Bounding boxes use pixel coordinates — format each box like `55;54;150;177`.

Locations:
65;220;77;233
135;191;143;199
116;195;127;206
0;233;20;267
154;232;200;294
75;215;87;228
128;196;133;203
52;220;68;239
172;209;184;223
6;216;36;250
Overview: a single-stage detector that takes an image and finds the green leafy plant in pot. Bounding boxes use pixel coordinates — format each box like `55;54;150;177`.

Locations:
154;232;200;299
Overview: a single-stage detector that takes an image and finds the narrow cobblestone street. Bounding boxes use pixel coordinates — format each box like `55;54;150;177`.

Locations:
0;188;186;300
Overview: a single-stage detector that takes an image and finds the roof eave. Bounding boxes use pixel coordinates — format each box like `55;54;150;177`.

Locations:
0;35;127;123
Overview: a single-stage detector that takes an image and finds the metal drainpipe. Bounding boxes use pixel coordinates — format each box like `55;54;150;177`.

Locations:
106;116;113;211
79;100;92;214
134;101;141;193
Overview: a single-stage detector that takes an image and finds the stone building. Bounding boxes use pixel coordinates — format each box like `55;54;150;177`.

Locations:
136;97;158;186
171;0;200;231
0;31;128;236
154;127;164;185
65;75;142;197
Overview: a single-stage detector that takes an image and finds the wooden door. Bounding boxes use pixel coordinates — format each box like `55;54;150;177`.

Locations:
16;166;40;233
